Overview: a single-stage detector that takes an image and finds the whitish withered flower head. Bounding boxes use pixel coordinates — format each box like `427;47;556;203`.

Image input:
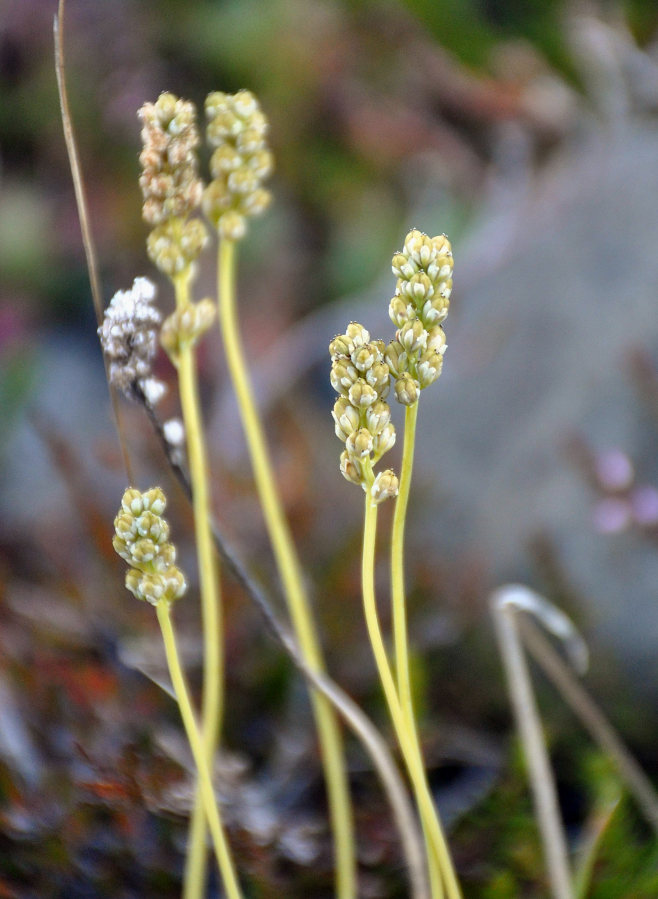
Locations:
113;486;186;606
387;229;453;405
138;93;204;227
203;90;273;240
98;277;167;401
330;322;397;501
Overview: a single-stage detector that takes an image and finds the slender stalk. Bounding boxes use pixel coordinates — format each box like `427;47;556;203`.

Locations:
391;400;419;730
388;403;463;898
218;238;355;899
361;480;461;899
156;601;242;899
491;598;573;899
172;269;224;899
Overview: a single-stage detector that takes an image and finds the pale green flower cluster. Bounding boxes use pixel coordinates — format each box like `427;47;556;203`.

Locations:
385;229;453;406
160;297;217;360
330;323;399;504
138;93;208;276
203;90;274;241
113;487;186;606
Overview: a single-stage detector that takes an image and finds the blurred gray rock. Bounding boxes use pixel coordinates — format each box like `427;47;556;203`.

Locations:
244;120;658;693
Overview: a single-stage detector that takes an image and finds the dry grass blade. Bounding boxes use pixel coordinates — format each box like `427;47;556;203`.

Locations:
54;0;134;484
491;585;574;899
518;614;658;837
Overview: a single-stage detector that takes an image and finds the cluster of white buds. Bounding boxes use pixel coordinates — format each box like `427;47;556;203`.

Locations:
98;277;167;402
203;90;273;241
113;487;186;606
385;230;453;406
138;93;208;277
330;323;399;504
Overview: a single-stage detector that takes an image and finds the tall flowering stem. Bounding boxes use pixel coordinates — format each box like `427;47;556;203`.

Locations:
207;91;356;899
112;488;242;899
386;229;461;899
138;93;222;899
330;321;458;898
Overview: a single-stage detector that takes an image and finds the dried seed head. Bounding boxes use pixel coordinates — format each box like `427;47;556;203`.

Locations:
138;93;204;227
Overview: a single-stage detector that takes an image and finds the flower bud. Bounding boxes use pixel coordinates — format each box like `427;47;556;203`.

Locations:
348;380;378;408
417;350;443;389
365;360;390;396
389;296;413;327
399;272;434;306
398;319;427;355
385;341;407;377
340;450;363;486
403;229;434;268
373;422;396;456
352;344;379;373
426;325;447;355
365;400;391;435
371;469;399;504
332;398;360;441
330;358;358;395
392;253;417;280
329;334;351;358
346;427;374;458
218;210;247;241
344;322;370;353
395;373;419;406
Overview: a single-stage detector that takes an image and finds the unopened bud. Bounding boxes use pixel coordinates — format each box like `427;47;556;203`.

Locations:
395;373;419;406
340;450;363;486
398;319;427;355
371;469;399;504
348;380;378;408
346;427;374;458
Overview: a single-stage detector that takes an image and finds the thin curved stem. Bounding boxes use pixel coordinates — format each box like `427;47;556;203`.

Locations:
218;238;356;899
173;270;224;899
390;401;463;899
361;474;462;899
156;601;242;899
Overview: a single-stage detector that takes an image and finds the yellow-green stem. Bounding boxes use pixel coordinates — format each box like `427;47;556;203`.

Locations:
218;238;356;899
392;400;419;723
388;404;463;899
361;475;461;899
173;270;224;899
156;601;242;899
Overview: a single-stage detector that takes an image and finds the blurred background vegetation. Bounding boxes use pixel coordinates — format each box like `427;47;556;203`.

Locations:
2;0;658;896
